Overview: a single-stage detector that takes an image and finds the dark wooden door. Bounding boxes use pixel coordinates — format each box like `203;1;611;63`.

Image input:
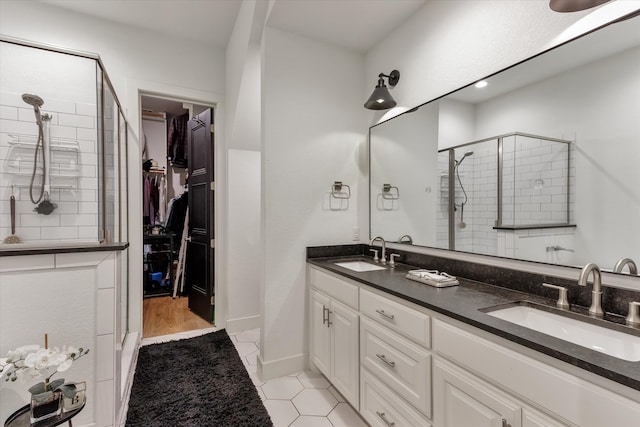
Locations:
186;108;214;323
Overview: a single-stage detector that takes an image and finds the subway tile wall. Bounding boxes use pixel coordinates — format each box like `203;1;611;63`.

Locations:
0;91;99;242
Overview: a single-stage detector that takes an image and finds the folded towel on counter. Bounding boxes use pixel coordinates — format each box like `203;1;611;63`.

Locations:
405;269;459;287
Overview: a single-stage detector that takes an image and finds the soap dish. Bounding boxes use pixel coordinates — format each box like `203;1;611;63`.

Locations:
405;269;460;288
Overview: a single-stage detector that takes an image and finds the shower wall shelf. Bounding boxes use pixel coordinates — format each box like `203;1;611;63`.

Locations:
5;133;81;180
8;134;81;151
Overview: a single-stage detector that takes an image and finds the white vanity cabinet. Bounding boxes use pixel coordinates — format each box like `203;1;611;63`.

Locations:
307;263;640;427
433;319;640;427
359;288;433;425
434;357;572;427
309;267;360;409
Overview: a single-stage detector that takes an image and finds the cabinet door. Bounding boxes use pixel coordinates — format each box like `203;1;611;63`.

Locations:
311;290;331;377
434;358;521;427
330;298;360;409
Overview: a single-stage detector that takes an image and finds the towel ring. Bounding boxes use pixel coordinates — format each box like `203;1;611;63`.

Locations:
382;184;399;200
331;181;350;199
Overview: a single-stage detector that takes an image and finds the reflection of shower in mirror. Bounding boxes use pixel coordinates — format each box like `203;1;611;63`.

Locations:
454;151;473;229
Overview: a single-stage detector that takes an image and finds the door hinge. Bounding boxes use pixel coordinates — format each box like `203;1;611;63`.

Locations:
210;239;215;248
211;181;215;191
210;296;215;305
210;124;215;133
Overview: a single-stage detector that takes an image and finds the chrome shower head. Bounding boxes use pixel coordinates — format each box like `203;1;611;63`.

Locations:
22;93;44;124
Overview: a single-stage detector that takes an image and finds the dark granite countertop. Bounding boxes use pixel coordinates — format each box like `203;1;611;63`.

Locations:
308;255;640;392
0;241;129;256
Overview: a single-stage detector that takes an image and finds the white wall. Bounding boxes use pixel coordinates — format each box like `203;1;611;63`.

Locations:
224;0;267;332
227;149;261;331
365;0;640;124
259;24;366;377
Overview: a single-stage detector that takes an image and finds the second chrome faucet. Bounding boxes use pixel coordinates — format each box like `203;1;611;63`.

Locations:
370;236;387;264
578;263;604;318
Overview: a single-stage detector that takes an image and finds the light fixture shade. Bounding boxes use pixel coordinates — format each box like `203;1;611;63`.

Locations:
364;70;400;110
364;84;396;110
549;0;611;12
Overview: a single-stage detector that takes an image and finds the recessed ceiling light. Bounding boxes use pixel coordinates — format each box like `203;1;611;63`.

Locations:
475;80;488;88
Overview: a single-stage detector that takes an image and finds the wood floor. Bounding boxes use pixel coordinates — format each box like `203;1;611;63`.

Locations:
143;296;213;338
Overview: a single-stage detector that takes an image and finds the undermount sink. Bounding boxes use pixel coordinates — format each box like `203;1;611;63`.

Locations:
334;261;386;272
485;303;640;362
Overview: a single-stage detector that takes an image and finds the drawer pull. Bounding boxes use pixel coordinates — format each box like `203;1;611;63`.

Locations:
322;306;328;325
376;411;396;426
375;309;395;320
376;353;396;368
327;310;332;327
502;419;511;427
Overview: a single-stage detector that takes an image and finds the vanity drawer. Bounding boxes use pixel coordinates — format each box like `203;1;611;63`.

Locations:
361;368;431;427
361;317;432;417
360;287;431;347
310;267;359;309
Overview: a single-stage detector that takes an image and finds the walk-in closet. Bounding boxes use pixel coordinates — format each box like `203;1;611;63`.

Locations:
140;95;214;337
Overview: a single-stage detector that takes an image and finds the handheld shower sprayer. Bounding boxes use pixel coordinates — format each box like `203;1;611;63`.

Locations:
455;150;474;167
454;150;474;229
21;93;56;214
22;93;44;124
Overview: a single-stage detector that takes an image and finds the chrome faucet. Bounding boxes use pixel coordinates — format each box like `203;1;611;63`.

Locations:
578;263;604;318
613;258;638;275
370;236;387;264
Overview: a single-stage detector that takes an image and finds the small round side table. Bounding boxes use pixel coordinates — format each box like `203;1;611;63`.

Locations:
4;400;85;427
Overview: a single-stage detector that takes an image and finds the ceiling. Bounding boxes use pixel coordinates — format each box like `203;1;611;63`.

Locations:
42;0;427;52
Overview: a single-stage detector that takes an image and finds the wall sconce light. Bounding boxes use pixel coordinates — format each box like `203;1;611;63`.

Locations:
364;70;400;110
549;0;611;12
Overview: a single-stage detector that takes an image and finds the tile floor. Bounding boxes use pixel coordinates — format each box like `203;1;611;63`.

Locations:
228;329;368;427
134;327;369;427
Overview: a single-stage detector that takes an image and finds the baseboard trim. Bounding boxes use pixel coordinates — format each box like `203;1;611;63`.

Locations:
226;315;261;334
117;331;141;426
257;352;306;381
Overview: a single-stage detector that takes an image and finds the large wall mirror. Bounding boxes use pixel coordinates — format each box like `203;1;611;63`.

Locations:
370;13;639;275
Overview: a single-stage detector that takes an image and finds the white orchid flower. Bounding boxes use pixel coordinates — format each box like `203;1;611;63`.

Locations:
2;341;88;386
7;345;40;360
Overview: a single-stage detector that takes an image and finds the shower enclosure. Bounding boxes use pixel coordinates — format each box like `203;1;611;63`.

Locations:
0;37;131;348
0;38;129;246
438;132;574;258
